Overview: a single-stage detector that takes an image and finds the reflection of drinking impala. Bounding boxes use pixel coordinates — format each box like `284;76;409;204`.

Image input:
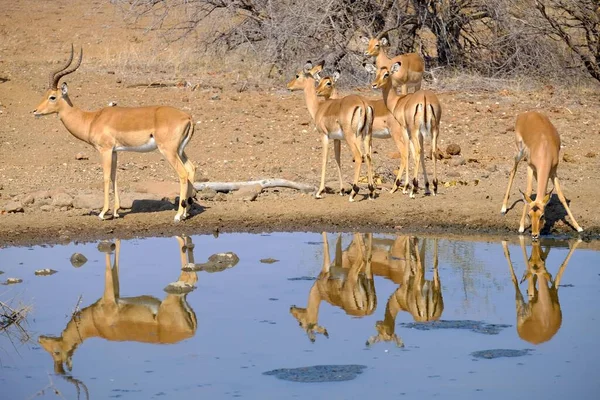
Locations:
367;237;443;347
290;232;376;342
502;236;580;344
39;236;199;374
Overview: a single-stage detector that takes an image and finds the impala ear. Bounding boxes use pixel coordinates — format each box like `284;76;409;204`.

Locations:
390;62;401;73
380;36;389;47
360;36;370;45
363;63;377;74
61;82;68;96
519;189;533;204
543;188;554;205
303;61;313;74
313;71;322;83
66;355;73;371
332;70;341;82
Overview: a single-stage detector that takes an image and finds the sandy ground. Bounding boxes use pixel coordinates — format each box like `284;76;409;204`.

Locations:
1;0;600;247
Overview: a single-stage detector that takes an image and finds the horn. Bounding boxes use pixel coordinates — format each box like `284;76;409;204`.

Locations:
49;44;74;89
51;45;83;89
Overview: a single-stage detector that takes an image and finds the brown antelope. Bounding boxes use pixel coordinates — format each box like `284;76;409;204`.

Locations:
315;71;412;194
290;232;376;342
502;236;581;344
287;61;375;201
366;63;442;197
33;45;196;222
361;30;424;95
38;236;199;374
367;237;443;347
500;111;583;239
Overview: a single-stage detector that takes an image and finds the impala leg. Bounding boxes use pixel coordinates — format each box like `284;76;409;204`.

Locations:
333;139;344;195
410;134;422;198
363;133;375;200
431;124;439;195
99;150;113;220
181;150;196;215
161;149;191;222
552;175;583;232
519;166;534;233
316;134;329;199
111;151;120;219
419;134;431;196
175;235;198;286
349;142;363;202
501;148;524;214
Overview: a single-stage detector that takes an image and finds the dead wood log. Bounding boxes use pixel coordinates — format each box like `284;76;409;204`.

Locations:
193;179;316;193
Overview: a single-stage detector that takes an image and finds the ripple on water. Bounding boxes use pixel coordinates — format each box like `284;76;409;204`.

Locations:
263;364;367;382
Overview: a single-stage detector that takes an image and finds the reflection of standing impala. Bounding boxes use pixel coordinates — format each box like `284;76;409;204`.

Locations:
32;46;196;222
38;236;198;374
502;236;581;344
367;237;443;347
290;233;376;342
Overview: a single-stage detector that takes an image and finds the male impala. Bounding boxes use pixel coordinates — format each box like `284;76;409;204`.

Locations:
290;232;376;342
500;111;583;239
33;45;196;222
287;61;375;201
367;237;443;347
502;236;581;344
361;31;424;94
38;236;199;374
367;63;442;197
315;71;412;194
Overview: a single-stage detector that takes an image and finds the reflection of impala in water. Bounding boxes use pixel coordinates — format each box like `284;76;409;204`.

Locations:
502;236;580;344
38;236;199;374
367;237;443;347
290;232;376;342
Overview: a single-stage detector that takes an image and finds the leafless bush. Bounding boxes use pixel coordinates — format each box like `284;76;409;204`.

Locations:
111;0;599;85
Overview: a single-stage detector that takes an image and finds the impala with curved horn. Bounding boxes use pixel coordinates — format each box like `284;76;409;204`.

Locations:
33;45;197;222
500;111;583;239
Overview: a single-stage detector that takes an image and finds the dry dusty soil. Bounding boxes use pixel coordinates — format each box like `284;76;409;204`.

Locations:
1;0;600;247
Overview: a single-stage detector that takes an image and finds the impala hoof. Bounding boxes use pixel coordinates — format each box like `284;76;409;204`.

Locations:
113;212;120;219
577;227;584;232
518;227;525;233
98;212;107;220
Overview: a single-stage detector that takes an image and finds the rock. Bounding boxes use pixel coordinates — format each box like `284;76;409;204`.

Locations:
213;193;228;202
70;253;88;268
485;164;498;173
40;205;54;212
450;158;466;167
585;152;596;158
232;184;262;201
198;252;240;273
34;269;58;276
2;201;24;213
163;281;196;294
73;193;104;210
97;241;116;253
52;192;73;207
446;171;461;177
562;153;576;163
22;194;35;206
446;143;461;156
198;188;218;200
4;278;23;285
75;152;89;160
260;258;279;264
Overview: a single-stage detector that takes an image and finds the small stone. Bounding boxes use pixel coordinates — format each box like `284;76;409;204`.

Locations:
97;241;116;253
52;193;73;207
70;253;88;268
210;94;221;100
2;201;24;213
562;153;576;163
198;188;218;200
260;258;279;264
232;184;262;201
450;158;466;167
164;281;196;294
34;269;58;276
40;205;54;212
75;152;89;160
446;143;461;156
4;278;23;285
584;152;596;158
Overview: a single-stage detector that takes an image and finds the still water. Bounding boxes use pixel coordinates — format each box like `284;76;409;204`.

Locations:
0;232;599;399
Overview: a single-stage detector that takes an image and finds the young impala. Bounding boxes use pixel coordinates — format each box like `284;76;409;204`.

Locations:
500;111;583;239
287;61;375;201
361;30;424;94
315;71;412;194
366;63;442;197
33;45;197;222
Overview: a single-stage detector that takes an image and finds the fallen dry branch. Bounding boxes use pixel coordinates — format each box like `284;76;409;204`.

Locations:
193;179;316;193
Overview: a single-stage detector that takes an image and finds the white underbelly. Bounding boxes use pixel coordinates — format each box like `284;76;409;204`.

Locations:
115;137;157;153
372;128;391;139
327;130;344;140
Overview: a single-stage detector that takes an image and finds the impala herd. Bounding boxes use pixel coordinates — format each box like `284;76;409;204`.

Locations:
33;33;585;238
